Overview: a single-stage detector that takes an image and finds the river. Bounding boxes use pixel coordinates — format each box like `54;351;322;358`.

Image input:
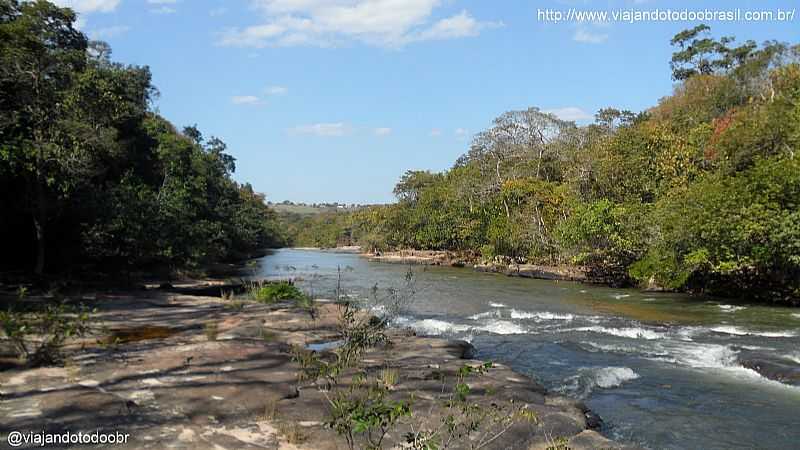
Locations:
255;248;800;450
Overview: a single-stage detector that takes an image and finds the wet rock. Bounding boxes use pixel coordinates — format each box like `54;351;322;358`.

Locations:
584;410;604;429
739;357;800;386
452;339;476;359
568;430;641;450
514;264;588;282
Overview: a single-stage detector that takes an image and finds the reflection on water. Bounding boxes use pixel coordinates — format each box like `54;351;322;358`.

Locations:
566;296;708;324
256;249;800;450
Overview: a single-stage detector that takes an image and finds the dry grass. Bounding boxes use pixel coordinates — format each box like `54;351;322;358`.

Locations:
204;322;219;341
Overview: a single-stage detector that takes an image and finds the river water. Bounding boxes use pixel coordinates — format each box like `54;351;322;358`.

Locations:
256;249;800;449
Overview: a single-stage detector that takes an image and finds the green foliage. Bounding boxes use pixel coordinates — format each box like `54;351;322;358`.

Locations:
406;361;537;450
0;302;94;366
632;156;800;302
328;375;411;450
279;26;800;304
248;281;306;303
556;200;650;281
0;1;285;276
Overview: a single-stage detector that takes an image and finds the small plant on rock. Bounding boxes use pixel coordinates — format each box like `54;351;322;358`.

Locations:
328;374;411;450
378;367;399;389
405;362;539;450
0;302;94;366
204;322;219;341
248;281;306;304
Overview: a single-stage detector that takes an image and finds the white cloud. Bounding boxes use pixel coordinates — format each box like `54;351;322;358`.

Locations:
411;10;501;42
374;127;392;136
543;106;592;122
147;0;179;3
573;27;608;44
289;122;350;137
52;0;120;14
150;6;176;14
265;85;288;95
430;128;442;137
231;95;263;105
88;25;130;40
217;0;500;48
454;128;467;136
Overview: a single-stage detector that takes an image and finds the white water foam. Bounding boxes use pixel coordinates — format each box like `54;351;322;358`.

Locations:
573;326;665;340
393;317;470;336
468;310;502;320
612;293;631;299
709;326;797;338
594;367;640;388
651;342;800;392
558;366;640;398
718;304;747;313
783;353;800;365
670;342;738;369
736;345;775;351
488;302;506;308
509;310;575;321
475;319;526;335
581;342;640;354
792;313;800;319
395;316;525;336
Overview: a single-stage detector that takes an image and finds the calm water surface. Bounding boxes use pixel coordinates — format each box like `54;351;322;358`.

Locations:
256;249;800;450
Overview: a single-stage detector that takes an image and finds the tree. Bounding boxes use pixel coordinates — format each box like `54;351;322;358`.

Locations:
670;24;737;81
0;1;284;276
0;0;88;274
392;170;440;203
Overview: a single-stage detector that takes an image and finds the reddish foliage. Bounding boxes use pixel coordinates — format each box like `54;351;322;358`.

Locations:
705;109;736;160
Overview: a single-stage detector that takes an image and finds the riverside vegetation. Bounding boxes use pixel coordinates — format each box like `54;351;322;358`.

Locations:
285;26;800;305
1;4;795;447
0;0;288;283
0;0;285;380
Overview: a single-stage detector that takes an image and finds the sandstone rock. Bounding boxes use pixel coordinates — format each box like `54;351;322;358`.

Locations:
0;290;631;449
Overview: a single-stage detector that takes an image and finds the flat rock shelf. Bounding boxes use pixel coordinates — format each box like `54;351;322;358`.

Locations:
0;288;635;450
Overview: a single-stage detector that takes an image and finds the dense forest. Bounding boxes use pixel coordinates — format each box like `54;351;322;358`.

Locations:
287;26;800;305
0;0;286;279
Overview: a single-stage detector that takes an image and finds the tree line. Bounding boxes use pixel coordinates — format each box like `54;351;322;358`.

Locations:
0;0;286;280
286;25;800;305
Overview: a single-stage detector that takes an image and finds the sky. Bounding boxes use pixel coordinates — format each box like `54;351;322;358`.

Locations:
55;0;798;204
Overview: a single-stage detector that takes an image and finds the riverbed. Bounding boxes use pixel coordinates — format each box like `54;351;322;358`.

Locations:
256;249;800;450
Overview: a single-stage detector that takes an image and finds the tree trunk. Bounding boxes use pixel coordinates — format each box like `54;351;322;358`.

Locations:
33;180;46;275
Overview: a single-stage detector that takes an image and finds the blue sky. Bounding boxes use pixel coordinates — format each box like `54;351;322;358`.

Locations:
57;0;798;204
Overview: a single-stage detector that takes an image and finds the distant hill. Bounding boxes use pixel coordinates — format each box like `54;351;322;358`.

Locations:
269;201;369;216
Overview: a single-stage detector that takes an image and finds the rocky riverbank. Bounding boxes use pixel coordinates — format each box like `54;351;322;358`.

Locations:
0;285;637;449
364;250;591;283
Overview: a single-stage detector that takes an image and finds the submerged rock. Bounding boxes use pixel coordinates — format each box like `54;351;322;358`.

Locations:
739;357;800;386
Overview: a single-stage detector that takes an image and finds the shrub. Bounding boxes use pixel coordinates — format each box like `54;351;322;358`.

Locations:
248;281;308;304
0;303;94;366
